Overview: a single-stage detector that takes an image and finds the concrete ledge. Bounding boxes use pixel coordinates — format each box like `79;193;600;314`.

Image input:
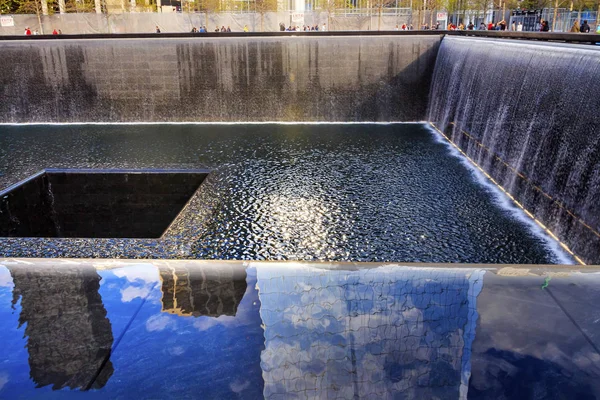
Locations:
0;30;445;40
1;258;598;271
1;30;598;44
448;30;600;44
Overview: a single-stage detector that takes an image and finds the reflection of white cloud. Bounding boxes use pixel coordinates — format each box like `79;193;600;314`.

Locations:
113;265;159;284
193;315;236;332
258;266;483;399
146;314;176;332
168;346;185;356
121;286;151;302
0;267;13;288
230;379;250;393
0;373;8;391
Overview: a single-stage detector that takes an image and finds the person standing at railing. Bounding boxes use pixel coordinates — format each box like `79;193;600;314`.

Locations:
541;20;550;31
580;20;590;33
570;20;580;32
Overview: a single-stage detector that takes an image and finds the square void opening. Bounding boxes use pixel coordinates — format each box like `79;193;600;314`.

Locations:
0;169;208;239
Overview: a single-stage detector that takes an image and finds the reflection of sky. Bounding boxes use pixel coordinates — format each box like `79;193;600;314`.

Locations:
0;262;487;399
97;264;264;399
0;263;264;399
256;265;484;399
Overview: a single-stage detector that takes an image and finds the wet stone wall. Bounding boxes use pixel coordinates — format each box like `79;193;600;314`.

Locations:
428;37;600;265
0;35;441;122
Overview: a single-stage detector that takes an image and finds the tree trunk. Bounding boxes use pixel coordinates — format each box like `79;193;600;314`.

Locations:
41;0;48;16
95;0;102;13
429;5;433;27
552;0;558;31
58;0;66;14
378;6;382;30
36;1;44;34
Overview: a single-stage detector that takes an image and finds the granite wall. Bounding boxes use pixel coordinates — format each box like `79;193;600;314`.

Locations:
0;35;441;122
428;37;600;265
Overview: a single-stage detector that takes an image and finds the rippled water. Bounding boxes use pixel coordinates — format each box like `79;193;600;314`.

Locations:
0;123;571;263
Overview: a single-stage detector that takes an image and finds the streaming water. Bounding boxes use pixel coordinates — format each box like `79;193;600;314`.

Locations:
428;37;600;264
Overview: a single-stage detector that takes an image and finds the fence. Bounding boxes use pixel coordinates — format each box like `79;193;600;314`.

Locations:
0;11;438;34
1;8;597;34
447;9;598;31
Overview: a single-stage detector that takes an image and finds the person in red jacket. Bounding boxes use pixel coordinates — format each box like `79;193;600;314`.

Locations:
24;27;32;35
52;29;58;35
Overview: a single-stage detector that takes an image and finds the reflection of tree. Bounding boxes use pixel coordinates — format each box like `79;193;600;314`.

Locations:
9;266;114;390
158;265;246;318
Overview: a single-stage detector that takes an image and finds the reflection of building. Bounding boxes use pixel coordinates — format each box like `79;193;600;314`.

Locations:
158;265;247;317
9;266;114;390
257;266;484;399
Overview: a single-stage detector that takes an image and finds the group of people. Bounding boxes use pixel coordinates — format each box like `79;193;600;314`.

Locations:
156;25;250;33
445;18;594;33
394;23;442;30
279;23;326;31
23;18;599;35
570;20;592;33
23;27;62;35
446;20;508;31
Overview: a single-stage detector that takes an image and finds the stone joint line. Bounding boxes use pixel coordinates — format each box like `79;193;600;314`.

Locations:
447;121;600;241
430;122;585;266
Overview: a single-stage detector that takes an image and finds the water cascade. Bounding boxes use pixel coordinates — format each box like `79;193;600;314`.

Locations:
428;37;600;265
0;36;440;122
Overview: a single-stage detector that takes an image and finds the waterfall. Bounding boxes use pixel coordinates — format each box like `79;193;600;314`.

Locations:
428;37;600;265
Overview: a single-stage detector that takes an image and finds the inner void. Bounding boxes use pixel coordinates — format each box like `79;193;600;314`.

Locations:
0;123;572;263
0;169;207;239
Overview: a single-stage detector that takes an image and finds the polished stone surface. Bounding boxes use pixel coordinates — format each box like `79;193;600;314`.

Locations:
0;123;572;263
0;36;439;123
0;259;599;399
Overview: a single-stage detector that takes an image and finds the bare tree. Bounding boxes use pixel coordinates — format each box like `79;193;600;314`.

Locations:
571;0;596;22
196;0;220;29
255;0;277;31
373;0;396;30
17;0;50;32
0;0;21;14
320;0;345;30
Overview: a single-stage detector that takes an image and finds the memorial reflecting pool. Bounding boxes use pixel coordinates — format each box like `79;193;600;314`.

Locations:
0;261;598;399
0;123;573;263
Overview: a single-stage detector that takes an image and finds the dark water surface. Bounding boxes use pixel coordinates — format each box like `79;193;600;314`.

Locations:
0;123;569;263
